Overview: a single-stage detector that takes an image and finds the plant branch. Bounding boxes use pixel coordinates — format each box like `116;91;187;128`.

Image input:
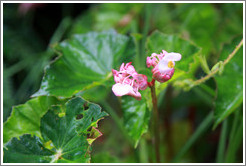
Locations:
193;39;243;86
149;79;160;163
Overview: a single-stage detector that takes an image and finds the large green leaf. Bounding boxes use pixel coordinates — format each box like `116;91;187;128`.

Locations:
178;4;218;55
3;96;64;144
3;135;54;163
213;37;243;128
33;30;135;98
121;95;150;148
4;97;108;163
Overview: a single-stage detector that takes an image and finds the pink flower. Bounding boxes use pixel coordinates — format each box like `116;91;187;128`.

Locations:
112;62;148;100
146;50;181;83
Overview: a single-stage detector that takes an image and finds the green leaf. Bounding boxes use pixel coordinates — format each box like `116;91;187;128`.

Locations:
3;96;64;144
147;30;201;73
76;85;110;103
178;4;218;55
211;61;224;75
33;30;135;98
4;97;108;163
3;135;54;163
213;37;243;128
121;95;151;148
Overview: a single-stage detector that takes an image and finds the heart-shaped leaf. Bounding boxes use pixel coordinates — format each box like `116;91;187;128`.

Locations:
33;30;135;98
213;37;243;128
4;97;108;163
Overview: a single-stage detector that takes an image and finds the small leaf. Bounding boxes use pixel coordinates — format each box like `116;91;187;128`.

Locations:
3;96;64;144
4;97;108;163
213;37;243;128
121;95;151;148
33;30;135;98
198;54;210;74
211;61;224;75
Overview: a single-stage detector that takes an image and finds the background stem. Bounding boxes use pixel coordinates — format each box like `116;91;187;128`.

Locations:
150;80;160;163
172;111;213;162
216;119;228;162
163;85;173;162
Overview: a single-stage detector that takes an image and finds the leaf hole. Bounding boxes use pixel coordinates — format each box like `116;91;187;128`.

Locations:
87;126;92;132
76;114;83;120
83;102;89;110
91;117;94;121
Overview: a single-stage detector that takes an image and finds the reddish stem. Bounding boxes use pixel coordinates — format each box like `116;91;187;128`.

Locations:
148;79;160;163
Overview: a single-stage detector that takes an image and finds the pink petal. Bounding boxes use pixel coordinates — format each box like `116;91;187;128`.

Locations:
158;59;173;74
112;83;142;100
112;83;132;96
163;52;182;61
146;57;152;68
136;74;148;90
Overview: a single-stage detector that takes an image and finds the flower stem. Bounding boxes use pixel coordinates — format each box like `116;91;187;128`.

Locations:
149;79;160;163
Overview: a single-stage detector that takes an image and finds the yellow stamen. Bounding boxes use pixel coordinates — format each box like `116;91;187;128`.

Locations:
168;61;174;68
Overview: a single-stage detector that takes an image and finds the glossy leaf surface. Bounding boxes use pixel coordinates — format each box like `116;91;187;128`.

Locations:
213;37;243;128
3;96;63;144
121;95;150;148
4;97;108;163
3;135;54;163
33;30;135;98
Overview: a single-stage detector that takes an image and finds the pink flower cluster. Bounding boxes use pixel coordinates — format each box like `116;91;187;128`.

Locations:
112;62;148;100
112;50;181;100
146;50;181;83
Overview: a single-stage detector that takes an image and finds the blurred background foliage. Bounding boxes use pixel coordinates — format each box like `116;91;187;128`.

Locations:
3;3;243;163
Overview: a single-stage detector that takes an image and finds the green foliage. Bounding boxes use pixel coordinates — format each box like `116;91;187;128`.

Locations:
121;95;150;147
213;37;243;128
4;97;108;163
3;3;243;163
3;96;65;144
33;30;135;98
4;135;54;163
3;69;14;122
178;4;218;54
70;4;144;34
